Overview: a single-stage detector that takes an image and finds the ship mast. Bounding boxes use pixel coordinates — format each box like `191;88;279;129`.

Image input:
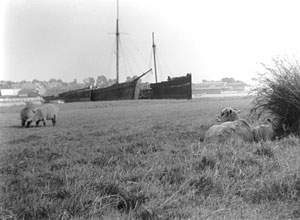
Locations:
152;32;158;83
116;0;120;84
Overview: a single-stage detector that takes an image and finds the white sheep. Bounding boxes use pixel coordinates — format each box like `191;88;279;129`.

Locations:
252;119;276;142
217;107;241;122
26;104;58;127
204;107;254;143
20;102;36;127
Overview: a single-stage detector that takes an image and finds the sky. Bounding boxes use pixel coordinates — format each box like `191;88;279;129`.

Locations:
1;0;300;84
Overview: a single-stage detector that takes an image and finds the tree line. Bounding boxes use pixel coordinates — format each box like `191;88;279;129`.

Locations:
0;75;143;90
202;77;245;84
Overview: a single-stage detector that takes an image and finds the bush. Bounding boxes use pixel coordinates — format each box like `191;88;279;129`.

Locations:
250;56;300;136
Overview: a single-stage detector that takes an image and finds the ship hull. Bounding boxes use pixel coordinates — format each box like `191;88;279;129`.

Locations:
43;87;91;103
43;80;141;103
91;80;140;101
150;74;192;99
59;87;91;103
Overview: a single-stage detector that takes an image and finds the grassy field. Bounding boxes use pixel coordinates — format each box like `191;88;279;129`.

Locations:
1;97;300;220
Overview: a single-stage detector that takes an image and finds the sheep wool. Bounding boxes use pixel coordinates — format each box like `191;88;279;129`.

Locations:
20;103;35;127
26;104;58;127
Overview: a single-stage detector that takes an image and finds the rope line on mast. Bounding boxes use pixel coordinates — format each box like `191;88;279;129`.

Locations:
107;39;116;79
156;47;173;80
119;38;134;78
123;31;150;72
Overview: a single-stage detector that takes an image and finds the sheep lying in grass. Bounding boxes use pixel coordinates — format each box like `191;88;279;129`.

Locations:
252;118;282;142
20;102;36;127
217;106;241;122
26;104;58;127
204;107;254;143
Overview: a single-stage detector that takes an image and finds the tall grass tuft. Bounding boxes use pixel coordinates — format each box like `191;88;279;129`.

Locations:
250;56;300;136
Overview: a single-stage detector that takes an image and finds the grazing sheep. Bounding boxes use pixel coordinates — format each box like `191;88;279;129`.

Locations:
20;102;36;127
26;104;58;127
204;107;254;143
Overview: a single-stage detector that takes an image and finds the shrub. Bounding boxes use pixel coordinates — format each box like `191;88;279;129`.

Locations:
250;56;300;136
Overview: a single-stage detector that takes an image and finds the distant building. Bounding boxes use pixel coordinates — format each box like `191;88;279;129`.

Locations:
225;82;248;91
192;81;249;95
18;88;39;97
192;82;226;94
0;89;21;96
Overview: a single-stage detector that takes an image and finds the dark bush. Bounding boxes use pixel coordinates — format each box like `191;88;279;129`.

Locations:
250;57;300;137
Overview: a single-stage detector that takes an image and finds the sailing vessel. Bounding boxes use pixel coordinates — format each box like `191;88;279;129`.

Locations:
148;33;192;99
43;0;151;103
91;0;151;101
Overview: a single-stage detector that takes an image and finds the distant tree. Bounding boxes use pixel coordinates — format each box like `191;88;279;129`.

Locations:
56;79;63;84
90;77;95;87
96;75;108;88
126;75;142;83
83;78;89;86
126;76;132;82
41;81;48;87
83;77;95;87
107;79;117;86
221;77;236;83
49;78;56;84
32;79;39;84
69;79;79;86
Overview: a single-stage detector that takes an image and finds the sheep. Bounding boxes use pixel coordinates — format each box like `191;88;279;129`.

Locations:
217;107;242;122
204;107;254;143
252;118;279;142
20;102;36;127
204;120;254;143
26;104;58;127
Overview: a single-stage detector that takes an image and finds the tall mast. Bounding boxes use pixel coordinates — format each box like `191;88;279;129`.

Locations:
116;0;120;84
152;32;158;83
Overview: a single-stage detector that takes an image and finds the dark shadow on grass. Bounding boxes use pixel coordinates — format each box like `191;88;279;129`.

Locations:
7;125;26;129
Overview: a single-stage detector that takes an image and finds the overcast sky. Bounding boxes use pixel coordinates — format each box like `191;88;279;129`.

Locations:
1;0;300;84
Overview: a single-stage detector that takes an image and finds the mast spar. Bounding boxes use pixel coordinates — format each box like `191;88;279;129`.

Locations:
152;32;158;83
116;0;120;84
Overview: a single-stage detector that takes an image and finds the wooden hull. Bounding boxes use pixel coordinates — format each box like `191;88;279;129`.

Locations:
91;69;151;101
43;87;91;103
43;82;138;103
43;78;145;103
43;95;63;103
59;87;91;103
91;80;140;101
150;74;192;99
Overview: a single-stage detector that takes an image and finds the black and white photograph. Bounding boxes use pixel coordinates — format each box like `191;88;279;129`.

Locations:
1;0;300;219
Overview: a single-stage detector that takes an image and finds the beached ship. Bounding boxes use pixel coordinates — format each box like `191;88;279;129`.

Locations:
43;0;150;103
150;73;192;99
147;33;192;99
91;0;151;101
91;69;151;101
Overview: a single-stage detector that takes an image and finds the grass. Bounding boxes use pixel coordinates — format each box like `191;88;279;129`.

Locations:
1;97;300;220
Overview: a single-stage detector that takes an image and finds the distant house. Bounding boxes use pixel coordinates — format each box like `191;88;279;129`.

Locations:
193;82;226;94
18;88;39;97
0;89;21;96
225;82;248;91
